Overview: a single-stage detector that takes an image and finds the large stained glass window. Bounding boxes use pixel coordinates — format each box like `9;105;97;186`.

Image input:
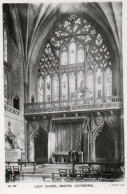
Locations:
69;40;76;64
4;66;8;104
77;70;84;99
77;48;84;63
87;70;94;98
61;49;68;66
38;76;44;102
3;27;7;62
62;73;68;100
52;74;59;101
96;68;103;98
69;72;76;99
3;25;8;104
38;14;112;103
105;67;112;96
45;75;51;102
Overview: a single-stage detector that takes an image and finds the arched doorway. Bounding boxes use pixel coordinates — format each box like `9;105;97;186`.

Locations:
95;124;115;162
34;126;48;164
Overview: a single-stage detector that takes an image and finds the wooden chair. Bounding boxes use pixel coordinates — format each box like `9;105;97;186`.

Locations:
81;164;90;173
13;166;20;181
59;169;67;177
42;175;53;182
5;166;13;182
69;169;77;177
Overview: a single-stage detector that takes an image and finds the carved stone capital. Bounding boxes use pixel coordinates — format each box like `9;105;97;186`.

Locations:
105;115;119;129
94;115;104;126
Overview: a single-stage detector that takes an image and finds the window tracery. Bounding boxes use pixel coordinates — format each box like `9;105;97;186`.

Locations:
38;14;112;103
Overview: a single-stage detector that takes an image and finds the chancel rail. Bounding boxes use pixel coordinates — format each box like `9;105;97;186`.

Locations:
24;96;122;115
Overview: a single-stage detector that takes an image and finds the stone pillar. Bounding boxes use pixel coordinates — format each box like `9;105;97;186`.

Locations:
91;139;96;162
83;131;88;162
119;114;124;162
24;120;28;161
24;82;28;103
27;121;35;162
29;136;35;162
87;131;90;162
48;132;55;163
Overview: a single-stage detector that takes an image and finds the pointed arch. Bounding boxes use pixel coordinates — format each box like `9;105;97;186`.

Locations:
13;95;19;110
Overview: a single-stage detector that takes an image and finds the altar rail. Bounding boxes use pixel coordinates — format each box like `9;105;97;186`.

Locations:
24;96;123;115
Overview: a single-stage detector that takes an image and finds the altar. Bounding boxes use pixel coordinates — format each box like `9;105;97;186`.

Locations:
52;151;83;163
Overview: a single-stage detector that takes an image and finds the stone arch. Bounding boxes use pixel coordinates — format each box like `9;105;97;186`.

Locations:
33;124;48;163
13;95;20;110
28;120;48;162
92;120;119;162
31;120;48;141
28;3;120;102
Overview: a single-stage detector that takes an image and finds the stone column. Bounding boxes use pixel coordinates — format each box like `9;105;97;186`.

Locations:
27;121;35;162
24;120;28;161
24;82;28;103
119;114;124;162
48;132;55;163
83;131;88;162
87;131;90;162
29;136;35;162
91;139;96;162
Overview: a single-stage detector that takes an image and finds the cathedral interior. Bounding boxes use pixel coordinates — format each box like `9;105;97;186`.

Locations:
3;2;124;182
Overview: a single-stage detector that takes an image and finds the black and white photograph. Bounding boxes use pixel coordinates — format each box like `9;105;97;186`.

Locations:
1;1;126;192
